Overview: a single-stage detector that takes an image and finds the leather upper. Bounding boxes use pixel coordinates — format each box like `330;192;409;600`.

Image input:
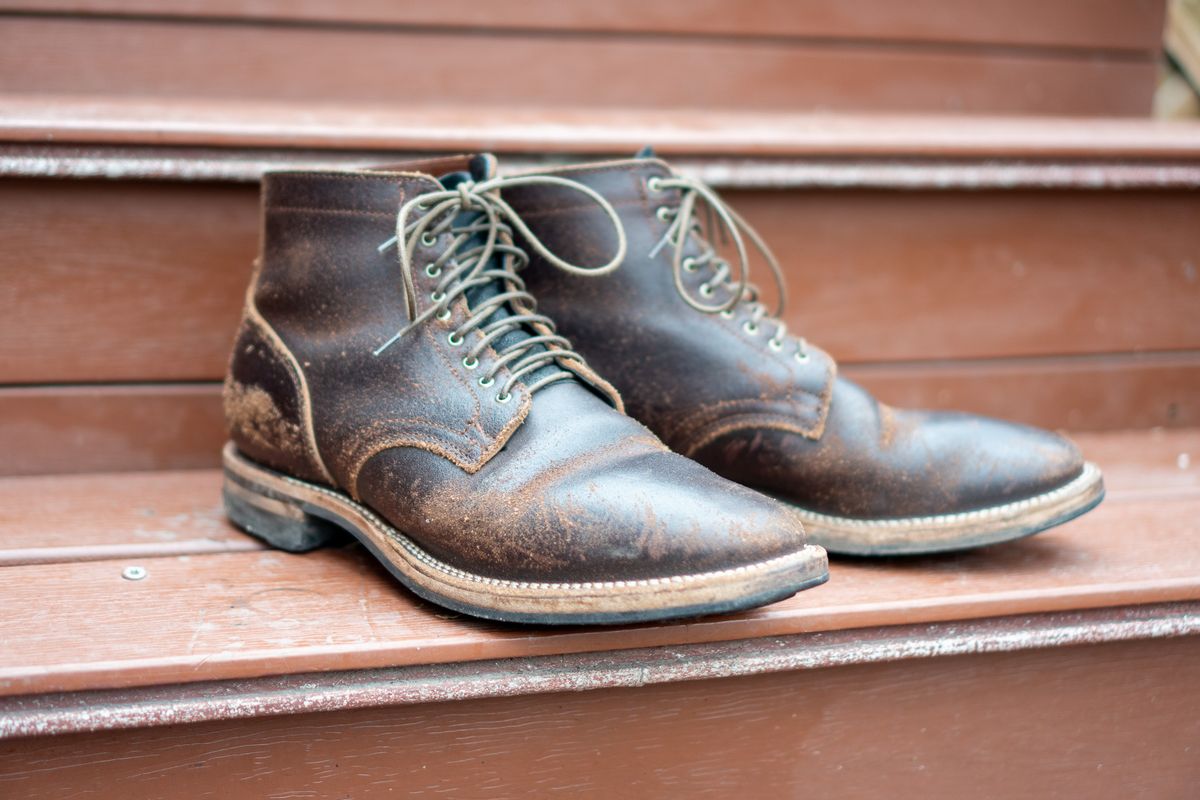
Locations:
503;158;1087;520
224;158;810;582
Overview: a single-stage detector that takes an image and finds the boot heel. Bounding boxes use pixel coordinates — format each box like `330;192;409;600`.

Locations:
223;474;349;553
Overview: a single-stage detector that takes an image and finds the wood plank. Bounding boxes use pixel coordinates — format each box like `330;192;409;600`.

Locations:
0;430;1191;560
3;178;1197;384
0;635;1195;797
8;143;1200;189
0;384;229;476
0;179;253;383
848;353;1200;434
0;18;1158;116
0;435;1196;696
746;187;1200;362
4;359;1197;477
6;98;1200;157
0;469;260;566
1;0;1168;53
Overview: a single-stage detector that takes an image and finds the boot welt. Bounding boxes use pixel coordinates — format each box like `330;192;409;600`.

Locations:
221;443;830;625
785;463;1105;557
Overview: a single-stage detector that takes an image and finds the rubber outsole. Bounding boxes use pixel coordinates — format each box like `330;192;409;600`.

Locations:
221;443;830;625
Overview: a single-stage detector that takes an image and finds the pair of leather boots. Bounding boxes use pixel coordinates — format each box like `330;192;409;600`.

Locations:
222;152;1104;625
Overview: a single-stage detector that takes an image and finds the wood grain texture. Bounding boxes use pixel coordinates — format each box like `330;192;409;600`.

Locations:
3;179;1198;384
0;469;260;566
0;636;1195;798
0;0;1169;52
4;358;1198;477
6;97;1200;157
0;384;230;476
0;17;1158;116
0;429;1195;696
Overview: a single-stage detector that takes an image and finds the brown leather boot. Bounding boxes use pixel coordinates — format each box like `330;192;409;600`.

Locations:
502;155;1105;556
221;155;828;624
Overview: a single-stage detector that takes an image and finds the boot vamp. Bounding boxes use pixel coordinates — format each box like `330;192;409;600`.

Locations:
692;378;1085;519
355;382;808;583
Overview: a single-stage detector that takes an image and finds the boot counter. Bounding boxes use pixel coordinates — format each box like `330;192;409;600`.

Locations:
223;314;329;485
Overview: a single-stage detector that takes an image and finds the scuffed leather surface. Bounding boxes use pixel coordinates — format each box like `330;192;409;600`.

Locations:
503;161;836;454
227;160;810;582
357;382;807;582
506;158;1086;519
224;313;326;484
692;378;1085;518
257;168;533;492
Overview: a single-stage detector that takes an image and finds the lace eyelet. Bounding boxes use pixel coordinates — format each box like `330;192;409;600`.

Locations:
795;350;810;363
435;309;451;321
768;338;783;352
743;321;760;335
478;375;495;387
420;232;438;247
430;291;445;303
655;206;672;222
462;356;479;370
699;284;714;298
426;264;442;278
447;332;464;346
719;309;734;319
647;177;663;192
495;392;512;404
682;257;698;272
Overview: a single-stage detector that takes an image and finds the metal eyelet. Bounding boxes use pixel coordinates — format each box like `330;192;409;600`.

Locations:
430;291;445;303
682;257;698;272
743;321;760;335
768;338;784;352
426;264;442;277
447;332;464;346
795;350;810;363
478;375;495;387
420;232;438;247
435;309;451;321
495;392;512;404
647;176;663;192
415;200;430;211
699;284;714;297
655;206;672;222
719;309;734;319
462;356;479;370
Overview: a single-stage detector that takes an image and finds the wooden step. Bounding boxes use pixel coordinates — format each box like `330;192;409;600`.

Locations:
0;0;1166;117
2;108;1198;474
0;428;1196;799
0;428;1195;701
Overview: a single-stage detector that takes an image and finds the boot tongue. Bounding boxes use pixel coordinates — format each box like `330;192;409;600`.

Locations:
436;168;563;386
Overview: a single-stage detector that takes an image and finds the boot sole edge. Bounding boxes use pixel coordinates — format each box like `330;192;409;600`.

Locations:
788;462;1105;557
221;442;830;625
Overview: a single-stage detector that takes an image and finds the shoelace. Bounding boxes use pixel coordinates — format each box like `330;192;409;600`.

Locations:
647;173;809;362
374;175;627;400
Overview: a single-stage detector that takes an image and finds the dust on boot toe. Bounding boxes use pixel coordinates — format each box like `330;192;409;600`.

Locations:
221;154;828;623
502;154;1104;556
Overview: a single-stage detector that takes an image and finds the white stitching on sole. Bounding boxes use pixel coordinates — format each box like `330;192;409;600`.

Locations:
229;447;822;593
790;463;1102;530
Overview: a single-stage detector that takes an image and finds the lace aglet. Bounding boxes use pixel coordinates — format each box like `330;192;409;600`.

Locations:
372;331;404;357
377;236;398;253
648;233;671;259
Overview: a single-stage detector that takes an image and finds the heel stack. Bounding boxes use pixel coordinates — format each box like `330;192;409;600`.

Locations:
223;473;349;553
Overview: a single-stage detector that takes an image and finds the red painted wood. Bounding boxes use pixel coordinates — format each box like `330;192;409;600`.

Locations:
0;429;1195;697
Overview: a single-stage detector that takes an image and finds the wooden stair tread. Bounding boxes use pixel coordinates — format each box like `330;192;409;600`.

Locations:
0;428;1195;698
5;0;1167;52
4;96;1200;158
